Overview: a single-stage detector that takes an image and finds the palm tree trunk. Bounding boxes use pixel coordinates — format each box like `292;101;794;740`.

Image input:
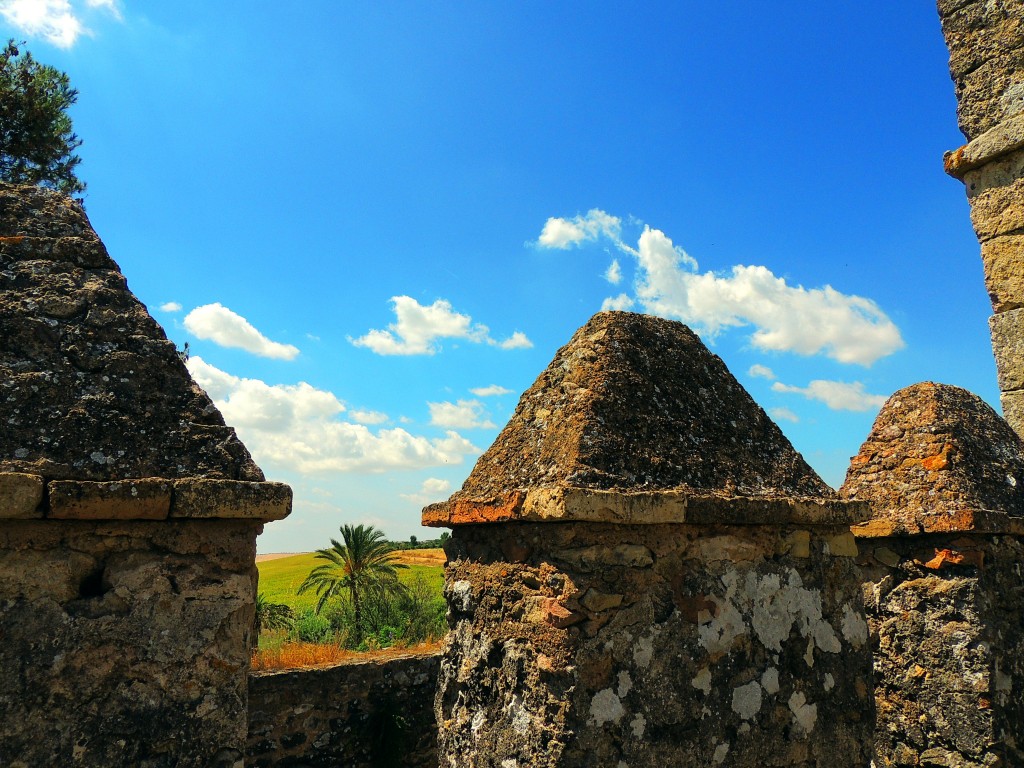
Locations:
351;583;362;644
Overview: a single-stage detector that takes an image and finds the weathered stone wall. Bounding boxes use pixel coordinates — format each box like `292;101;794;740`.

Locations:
247;652;441;768
939;1;1024;437
438;518;874;768
857;533;1024;767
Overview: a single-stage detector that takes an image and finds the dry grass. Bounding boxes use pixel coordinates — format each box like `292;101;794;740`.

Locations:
252;639;444;672
392;548;447;567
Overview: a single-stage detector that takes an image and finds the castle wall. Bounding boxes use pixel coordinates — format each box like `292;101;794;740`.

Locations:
436;508;875;767
246;652;440;768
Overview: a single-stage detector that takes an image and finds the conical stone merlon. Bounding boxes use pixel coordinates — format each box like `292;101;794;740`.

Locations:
452;311;831;501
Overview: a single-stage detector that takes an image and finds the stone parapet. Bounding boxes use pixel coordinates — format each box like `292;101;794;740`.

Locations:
247;652;441;768
0;472;291;522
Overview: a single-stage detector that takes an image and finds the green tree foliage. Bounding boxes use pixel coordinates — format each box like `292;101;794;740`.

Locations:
0;40;85;197
298;524;408;644
253;592;295;649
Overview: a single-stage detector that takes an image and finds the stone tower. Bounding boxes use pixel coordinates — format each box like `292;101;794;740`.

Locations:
938;0;1024;435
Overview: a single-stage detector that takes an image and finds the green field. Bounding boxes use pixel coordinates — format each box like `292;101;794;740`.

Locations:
256;550;446;615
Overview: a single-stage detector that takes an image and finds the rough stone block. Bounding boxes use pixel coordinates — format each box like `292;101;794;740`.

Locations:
437;522;874;767
941;2;1024;82
964;146;1024;241
981;234;1024;311
173;479;292;521
0;472;44;518
938;0;1024;140
857;533;1024;767
47;478;172;520
1001;389;1024;438
990;309;1024;391
945;112;1024;179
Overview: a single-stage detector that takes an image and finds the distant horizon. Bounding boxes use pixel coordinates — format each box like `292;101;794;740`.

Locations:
0;1;996;553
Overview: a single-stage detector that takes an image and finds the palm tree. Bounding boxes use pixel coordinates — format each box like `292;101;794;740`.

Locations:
252;592;294;650
297;524;408;644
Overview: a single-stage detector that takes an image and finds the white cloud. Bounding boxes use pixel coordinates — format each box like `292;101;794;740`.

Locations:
748;364;776;380
0;0;118;48
605;259;623;285
184;303;299;360
493;331;533;350
540;211;904;366
537;209;622;249
159;301;182;313
601;293;635;312
400;477;453;505
471;384;513;397
350;409;388;425
187;357;478;474
1;0;82;47
428;399;496;429
352;296;531;355
769;407;800;423
771;379;888;412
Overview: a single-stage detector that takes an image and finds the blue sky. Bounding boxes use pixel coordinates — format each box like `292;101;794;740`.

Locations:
2;1;994;551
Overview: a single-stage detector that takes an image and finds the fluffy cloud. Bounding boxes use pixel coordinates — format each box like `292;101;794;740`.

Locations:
184;303;299;360
187;357;478;473
769;407;800;423
352;296;531;355
0;0;118;48
601;293;635;312
539;211;904;366
605;259;623;285
748;364;776;380
537;209;622;249
771;379;888;412
159;301;182;313
350;409;388;425
400;477;453;505
471;384;513;397
494;331;533;350
428;399;496;429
